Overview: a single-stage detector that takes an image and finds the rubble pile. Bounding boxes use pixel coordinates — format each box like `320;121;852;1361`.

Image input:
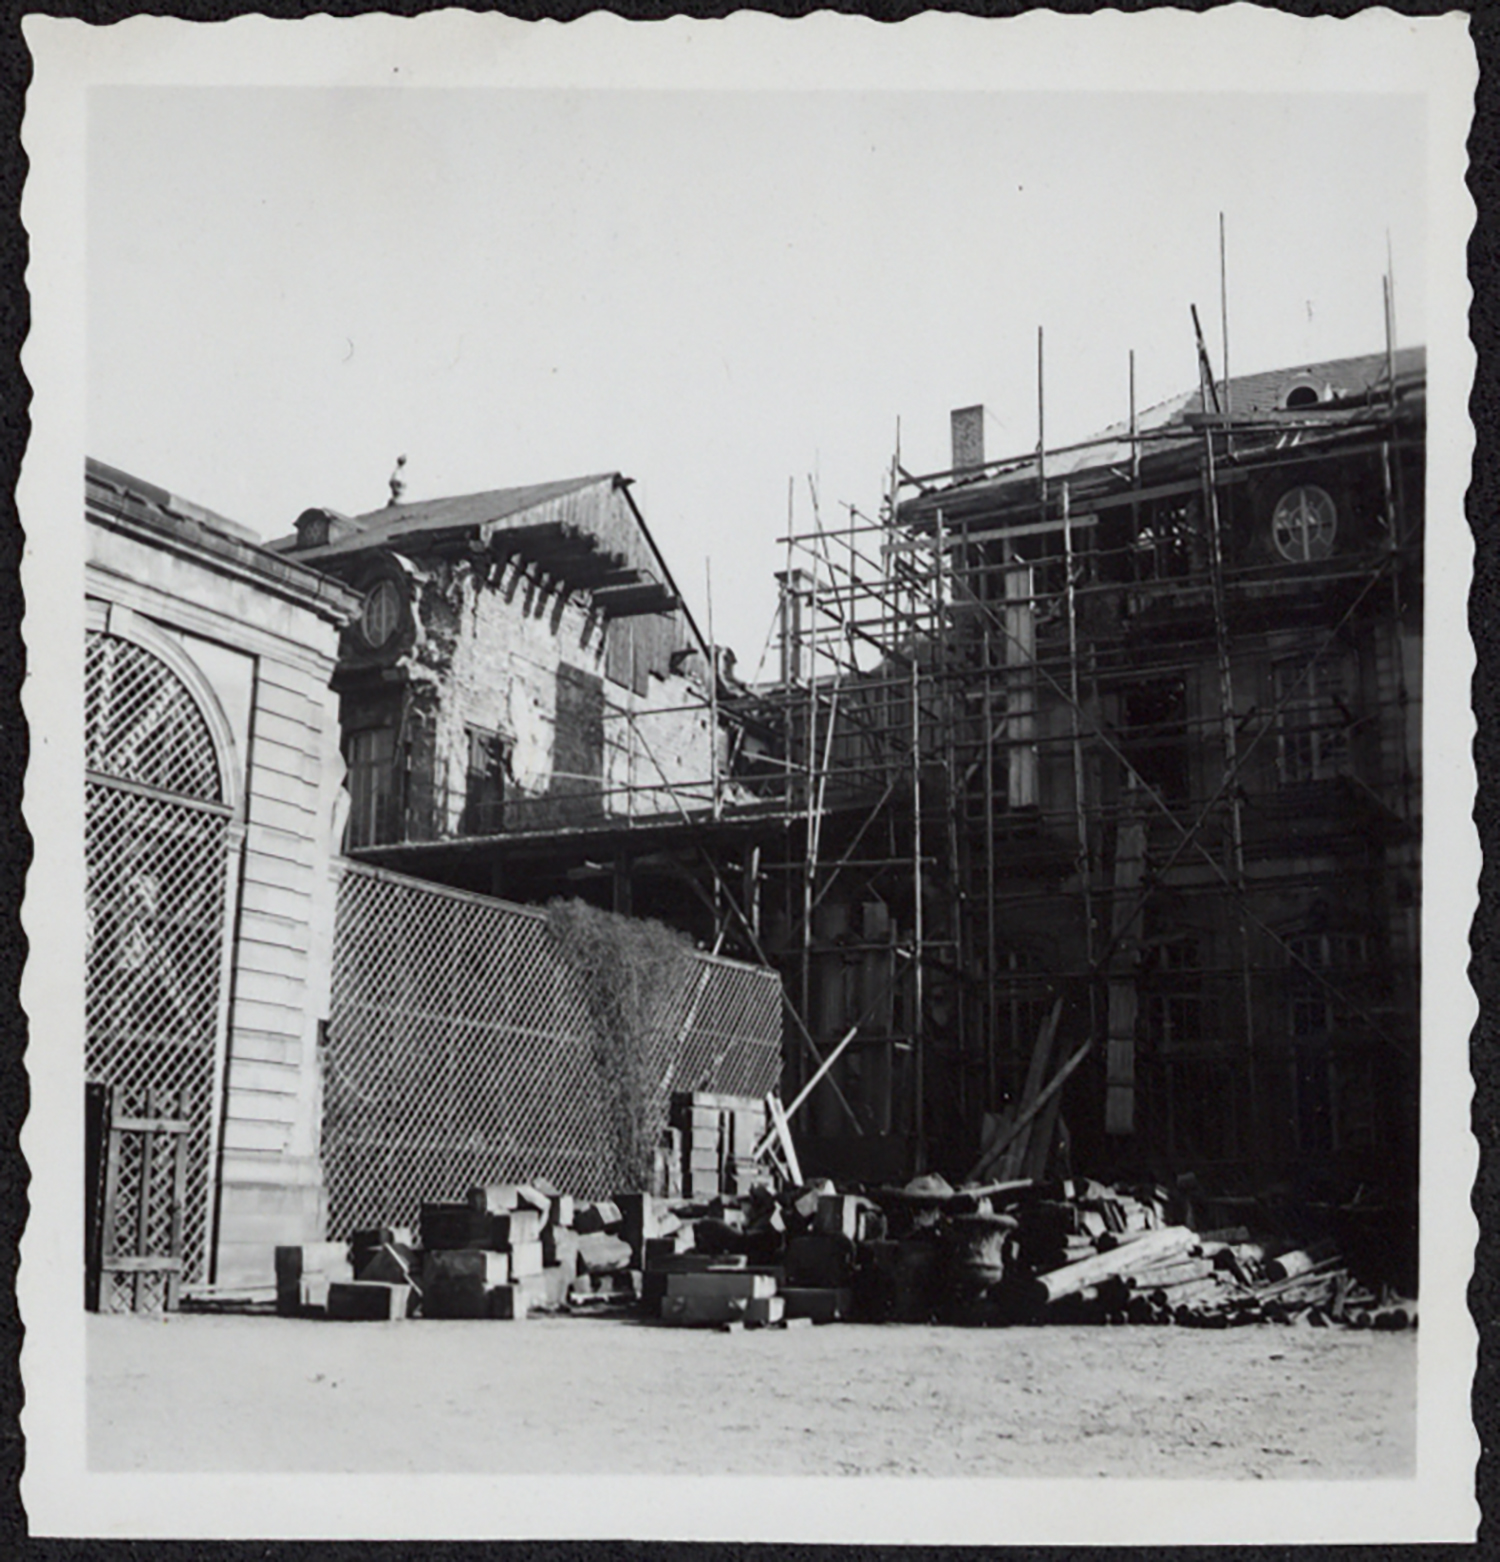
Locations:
270;1079;1413;1330
276;1179;650;1322
276;1168;1414;1331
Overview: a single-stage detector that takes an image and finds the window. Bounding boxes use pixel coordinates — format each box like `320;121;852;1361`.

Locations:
1143;937;1204;1054
1274;657;1350;784
361;580;403;649
346;726;400;847
1285;931;1367;1037
1285;930;1368;1155
1271;485;1337;563
462;728;506;836
1123;678;1189;803
994;945;1052;1084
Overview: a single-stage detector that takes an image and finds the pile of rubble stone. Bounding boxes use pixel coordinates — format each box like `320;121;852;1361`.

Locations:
275;1168;1414;1331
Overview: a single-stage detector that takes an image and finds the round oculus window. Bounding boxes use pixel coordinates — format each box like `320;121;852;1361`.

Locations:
1271;485;1337;564
361;579;402;648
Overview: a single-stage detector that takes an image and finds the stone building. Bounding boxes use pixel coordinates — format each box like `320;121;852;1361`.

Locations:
727;345;1425;1229
85;459;780;1302
85;459;360;1300
272;473;727;899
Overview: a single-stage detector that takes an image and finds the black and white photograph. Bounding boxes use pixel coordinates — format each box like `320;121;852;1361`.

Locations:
17;8;1479;1544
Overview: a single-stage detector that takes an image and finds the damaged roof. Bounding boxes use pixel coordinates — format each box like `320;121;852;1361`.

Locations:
1180;344;1426;419
272;472;685;620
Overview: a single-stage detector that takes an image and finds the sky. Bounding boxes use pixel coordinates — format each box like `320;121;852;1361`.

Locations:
87;88;1425;668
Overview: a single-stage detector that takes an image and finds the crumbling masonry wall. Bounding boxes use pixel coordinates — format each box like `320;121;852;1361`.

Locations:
388;553;724;835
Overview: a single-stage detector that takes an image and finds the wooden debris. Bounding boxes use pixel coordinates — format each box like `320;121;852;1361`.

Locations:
1024;1227;1198;1307
301;1141;1403;1336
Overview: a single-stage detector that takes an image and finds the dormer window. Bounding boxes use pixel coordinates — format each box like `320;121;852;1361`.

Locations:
292;505;362;550
1271;485;1337;563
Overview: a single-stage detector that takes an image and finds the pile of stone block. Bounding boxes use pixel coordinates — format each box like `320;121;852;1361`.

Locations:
641;1185;873;1329
274;1178;645;1322
275;1164;1406;1331
274;1240;356;1315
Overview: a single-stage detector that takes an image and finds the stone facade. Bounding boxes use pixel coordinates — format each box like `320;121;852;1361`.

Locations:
85;460;360;1292
278;474;727;851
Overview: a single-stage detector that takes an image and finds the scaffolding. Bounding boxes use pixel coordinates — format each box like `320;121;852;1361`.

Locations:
344;327;1425;1210
739;338;1425;1197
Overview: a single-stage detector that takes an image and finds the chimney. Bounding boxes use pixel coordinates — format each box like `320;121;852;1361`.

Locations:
775;568;814;687
950;405;985;473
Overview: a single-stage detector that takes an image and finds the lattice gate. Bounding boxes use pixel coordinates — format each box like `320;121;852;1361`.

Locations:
84;629;232;1309
323;863;784;1235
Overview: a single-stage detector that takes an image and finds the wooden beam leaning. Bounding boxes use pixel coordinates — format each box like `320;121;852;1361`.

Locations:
966;997;1067;1184
766;1092;804;1184
964;1040;1091;1187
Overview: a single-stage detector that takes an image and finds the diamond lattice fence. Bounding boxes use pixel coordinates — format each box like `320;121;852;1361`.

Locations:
85;631;231;1305
323;864;783;1236
87;630;223;799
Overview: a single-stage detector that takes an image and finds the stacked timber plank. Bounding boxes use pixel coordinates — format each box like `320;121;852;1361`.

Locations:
671;1091;775;1199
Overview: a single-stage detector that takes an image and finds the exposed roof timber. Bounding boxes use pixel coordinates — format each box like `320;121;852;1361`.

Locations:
486;533;644;589
614;480;714;663
478;519;573;550
548;563;651;591
284;470;699;622
590;582;680;617
478;519;628;563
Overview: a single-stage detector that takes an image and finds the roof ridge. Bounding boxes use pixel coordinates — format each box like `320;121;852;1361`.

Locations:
348;471;617;526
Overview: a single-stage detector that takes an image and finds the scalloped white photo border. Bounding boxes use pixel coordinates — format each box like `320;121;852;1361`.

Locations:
17;7;1479;1542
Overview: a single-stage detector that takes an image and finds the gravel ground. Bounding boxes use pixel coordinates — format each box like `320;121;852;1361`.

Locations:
88;1311;1415;1478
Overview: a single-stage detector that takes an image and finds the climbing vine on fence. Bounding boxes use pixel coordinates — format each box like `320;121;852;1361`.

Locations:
546;898;694;1191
